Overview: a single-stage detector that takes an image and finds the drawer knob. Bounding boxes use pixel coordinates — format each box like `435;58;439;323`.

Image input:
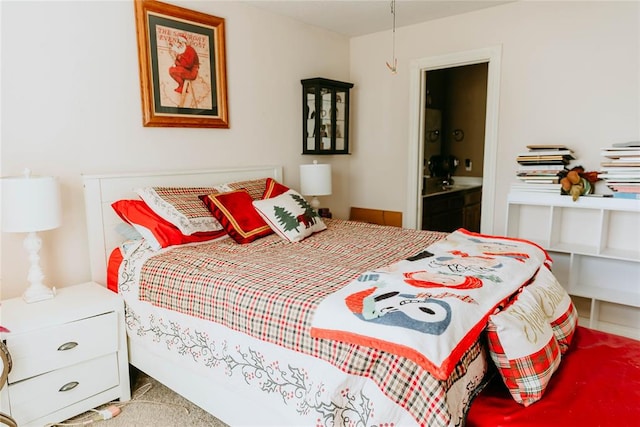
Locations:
57;341;78;351
59;381;79;392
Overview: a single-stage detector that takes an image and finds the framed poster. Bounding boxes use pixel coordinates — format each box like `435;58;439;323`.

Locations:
134;0;229;128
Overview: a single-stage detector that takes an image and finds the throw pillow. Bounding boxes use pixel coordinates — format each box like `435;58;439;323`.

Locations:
487;290;562;406
525;266;578;354
135;186;222;235
252;189;326;242
199;190;273;244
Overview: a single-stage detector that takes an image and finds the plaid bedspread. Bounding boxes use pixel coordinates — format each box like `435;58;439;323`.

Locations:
137;219;486;426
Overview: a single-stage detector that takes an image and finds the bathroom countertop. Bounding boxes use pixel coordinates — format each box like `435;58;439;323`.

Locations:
423;183;482;198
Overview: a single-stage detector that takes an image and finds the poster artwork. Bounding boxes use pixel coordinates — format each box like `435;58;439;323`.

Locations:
155;26;213;110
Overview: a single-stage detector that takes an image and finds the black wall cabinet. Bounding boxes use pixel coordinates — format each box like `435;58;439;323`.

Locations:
302;78;353;155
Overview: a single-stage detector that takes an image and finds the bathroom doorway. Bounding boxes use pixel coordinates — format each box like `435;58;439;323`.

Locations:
406;46;502;234
421;64;487;232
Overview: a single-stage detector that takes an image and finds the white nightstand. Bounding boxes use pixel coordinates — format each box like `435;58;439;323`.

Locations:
0;282;131;427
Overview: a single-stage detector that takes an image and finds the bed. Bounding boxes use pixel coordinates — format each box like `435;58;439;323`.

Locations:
82;166;640;427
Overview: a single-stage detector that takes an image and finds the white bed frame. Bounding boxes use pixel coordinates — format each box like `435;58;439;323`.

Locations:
82;166;291;424
82;165;283;287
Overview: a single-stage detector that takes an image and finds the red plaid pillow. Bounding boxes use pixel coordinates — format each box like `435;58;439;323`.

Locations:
487;290;562;406
135;186;222;235
215;178;268;201
525;266;578;354
550;303;578;353
200;190;273;244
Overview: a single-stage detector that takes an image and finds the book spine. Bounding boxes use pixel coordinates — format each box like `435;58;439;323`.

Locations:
612;192;640;199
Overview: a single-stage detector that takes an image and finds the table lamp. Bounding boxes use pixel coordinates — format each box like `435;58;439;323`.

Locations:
299;160;332;210
1;169;61;303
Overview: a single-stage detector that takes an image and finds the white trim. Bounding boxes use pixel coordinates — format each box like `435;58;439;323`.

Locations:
406;46;502;233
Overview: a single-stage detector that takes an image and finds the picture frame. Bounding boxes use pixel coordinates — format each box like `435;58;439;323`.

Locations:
134;0;229;128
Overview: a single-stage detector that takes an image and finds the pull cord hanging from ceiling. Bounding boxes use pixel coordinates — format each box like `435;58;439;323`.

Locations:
386;0;398;74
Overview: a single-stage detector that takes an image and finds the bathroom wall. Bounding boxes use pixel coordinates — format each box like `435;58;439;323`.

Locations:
426;63;488;179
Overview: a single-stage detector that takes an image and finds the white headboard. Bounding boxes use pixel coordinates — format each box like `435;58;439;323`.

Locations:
82;165;283;286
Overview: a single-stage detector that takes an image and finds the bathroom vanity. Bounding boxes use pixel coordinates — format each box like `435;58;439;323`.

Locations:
422;181;482;232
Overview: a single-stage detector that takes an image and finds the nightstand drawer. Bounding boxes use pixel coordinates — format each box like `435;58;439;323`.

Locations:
8;353;119;426
6;311;118;383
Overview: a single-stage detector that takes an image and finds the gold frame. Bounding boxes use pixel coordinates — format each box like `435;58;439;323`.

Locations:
134;0;229;128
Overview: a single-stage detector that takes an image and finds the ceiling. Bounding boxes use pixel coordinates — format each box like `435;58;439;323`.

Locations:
242;0;512;37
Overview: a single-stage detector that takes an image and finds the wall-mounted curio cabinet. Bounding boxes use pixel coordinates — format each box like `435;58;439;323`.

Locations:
302;78;354;155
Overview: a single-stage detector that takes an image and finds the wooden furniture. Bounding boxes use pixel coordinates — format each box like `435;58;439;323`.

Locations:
422;186;482;232
302;77;353;154
506;192;640;339
349;207;403;227
462;187;482;232
0;282;130;427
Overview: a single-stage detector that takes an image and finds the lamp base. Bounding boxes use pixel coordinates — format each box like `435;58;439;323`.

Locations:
22;231;56;303
309;196;321;210
23;283;56;303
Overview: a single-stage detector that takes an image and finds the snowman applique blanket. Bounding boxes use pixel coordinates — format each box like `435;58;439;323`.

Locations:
310;229;552;380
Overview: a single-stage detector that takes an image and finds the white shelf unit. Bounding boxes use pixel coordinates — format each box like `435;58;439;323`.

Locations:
506;192;640;339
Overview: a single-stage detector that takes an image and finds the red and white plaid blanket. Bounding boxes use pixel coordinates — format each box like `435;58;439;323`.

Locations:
311;229;552;380
136;220;489;426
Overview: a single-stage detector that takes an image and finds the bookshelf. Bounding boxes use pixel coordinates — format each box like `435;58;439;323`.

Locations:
506;192;640;339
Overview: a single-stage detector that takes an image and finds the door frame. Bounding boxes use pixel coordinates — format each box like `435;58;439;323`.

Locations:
406;46;502;233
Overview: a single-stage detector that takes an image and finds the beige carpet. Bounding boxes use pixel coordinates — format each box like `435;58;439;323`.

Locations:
59;368;229;427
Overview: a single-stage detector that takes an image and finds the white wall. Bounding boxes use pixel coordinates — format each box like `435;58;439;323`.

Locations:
2;1;639;300
0;0;350;299
349;1;639;231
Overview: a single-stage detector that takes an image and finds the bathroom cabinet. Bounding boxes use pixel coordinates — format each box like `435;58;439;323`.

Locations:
423;186;482;232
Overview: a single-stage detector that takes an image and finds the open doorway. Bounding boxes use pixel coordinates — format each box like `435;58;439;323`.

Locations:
406;46;502;234
422;64;487;232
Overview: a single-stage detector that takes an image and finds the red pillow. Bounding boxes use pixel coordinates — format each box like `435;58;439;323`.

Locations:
200;190;273;244
107;247;123;293
262;178;290;199
111;200;225;250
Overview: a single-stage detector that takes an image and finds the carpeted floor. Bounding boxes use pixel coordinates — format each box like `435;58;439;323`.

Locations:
56;368;229;427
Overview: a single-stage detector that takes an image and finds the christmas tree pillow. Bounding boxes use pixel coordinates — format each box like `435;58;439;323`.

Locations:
252;189;327;242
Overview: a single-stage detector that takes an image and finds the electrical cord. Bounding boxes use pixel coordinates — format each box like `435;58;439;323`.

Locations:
44;379;189;426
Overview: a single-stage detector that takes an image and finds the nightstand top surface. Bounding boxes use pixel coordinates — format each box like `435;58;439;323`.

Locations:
1;282;122;335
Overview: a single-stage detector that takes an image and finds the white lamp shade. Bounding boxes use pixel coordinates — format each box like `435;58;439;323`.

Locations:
300;162;332;196
1;174;62;232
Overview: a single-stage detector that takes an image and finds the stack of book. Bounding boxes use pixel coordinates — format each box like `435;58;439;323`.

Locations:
512;145;574;193
599;141;640;199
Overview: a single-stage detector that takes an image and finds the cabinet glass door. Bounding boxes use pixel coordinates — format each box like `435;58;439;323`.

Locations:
320;89;332;151
305;89;316;152
335;89;346;151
